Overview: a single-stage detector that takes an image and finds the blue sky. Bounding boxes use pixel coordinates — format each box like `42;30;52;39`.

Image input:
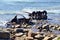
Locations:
2;0;60;2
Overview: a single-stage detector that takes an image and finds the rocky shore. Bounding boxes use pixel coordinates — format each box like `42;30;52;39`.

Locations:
0;11;60;40
0;20;59;40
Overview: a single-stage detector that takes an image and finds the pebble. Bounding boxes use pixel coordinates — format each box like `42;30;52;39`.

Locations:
27;25;31;28
52;36;60;40
42;24;48;28
57;27;60;31
15;33;23;37
15;25;20;28
15;35;26;40
5;20;60;40
28;29;32;37
43;36;50;40
35;34;42;38
26;37;33;40
52;27;56;30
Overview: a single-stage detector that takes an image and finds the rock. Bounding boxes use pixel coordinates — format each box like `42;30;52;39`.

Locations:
7;28;11;31
42;29;47;32
36;26;40;29
14;28;17;32
35;34;41;38
43;36;50;40
26;37;33;40
15;37;22;40
43;34;47;37
0;32;10;39
34;33;44;40
52;37;58;40
15;25;20;28
51;26;54;28
15;35;26;40
57;27;60;31
23;29;30;32
52;36;60;40
50;34;55;37
52;27;55;30
12;25;15;28
27;25;31;28
23;25;27;28
54;27;58;30
16;28;24;33
48;34;56;40
23;24;29;28
15;33;23;37
49;25;52;28
36;32;40;34
31;33;37;38
42;24;49;28
55;25;59;28
34;39;38;40
7;28;14;33
12;22;16;25
28;29;32;37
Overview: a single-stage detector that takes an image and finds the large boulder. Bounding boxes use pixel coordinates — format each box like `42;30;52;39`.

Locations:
0;32;10;40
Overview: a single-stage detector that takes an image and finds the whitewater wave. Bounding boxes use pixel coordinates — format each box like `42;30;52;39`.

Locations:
21;8;60;13
0;20;8;28
0;7;60;14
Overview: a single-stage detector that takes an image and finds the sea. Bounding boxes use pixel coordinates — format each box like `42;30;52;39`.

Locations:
0;2;60;28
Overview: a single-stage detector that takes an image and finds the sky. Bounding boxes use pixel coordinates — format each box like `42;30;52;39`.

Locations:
2;0;60;2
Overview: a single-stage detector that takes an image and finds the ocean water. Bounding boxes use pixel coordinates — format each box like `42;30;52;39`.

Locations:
0;2;60;10
0;2;60;27
0;12;60;28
